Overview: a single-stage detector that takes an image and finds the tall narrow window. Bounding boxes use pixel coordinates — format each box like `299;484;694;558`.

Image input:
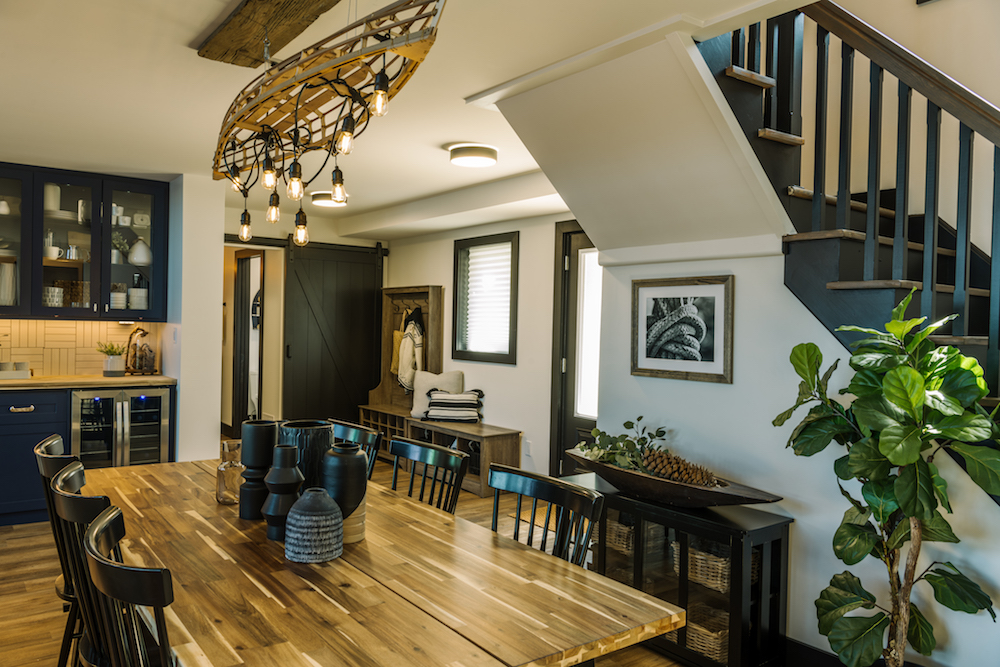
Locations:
453;231;518;364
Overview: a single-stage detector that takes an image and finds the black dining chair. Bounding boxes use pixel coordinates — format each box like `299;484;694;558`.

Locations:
388;437;469;514
329;418;382;479
85;506;174;667
50;461;112;667
34;434;82;667
487;464;604;567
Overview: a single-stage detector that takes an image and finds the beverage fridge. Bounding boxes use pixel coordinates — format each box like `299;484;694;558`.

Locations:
70;388;171;468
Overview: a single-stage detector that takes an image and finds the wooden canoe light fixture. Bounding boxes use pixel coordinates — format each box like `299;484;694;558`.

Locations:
211;0;446;245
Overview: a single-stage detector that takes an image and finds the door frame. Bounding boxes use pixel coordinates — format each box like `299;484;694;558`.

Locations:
549;219;587;476
231;248;264;437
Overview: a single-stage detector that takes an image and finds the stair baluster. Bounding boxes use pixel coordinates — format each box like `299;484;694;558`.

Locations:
922;102;942;320
954;123;975;334
864;63;883;282
813;26;830;232
835;42;854;231
893;82;912;281
988;146;1000;387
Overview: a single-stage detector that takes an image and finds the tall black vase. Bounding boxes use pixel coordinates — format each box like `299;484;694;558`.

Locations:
261;445;304;541
279;420;333;489
323;444;368;544
239;420;277;520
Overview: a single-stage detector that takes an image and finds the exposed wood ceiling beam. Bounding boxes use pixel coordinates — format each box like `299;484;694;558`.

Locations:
198;0;344;68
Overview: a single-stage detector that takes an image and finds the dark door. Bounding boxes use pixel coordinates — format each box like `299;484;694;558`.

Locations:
283;242;382;421
550;223;601;476
232;249;263;435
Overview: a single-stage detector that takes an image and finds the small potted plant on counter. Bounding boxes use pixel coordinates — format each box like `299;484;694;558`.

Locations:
97;341;128;377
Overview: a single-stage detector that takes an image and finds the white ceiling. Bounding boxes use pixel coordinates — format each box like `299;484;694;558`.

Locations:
0;0;793;239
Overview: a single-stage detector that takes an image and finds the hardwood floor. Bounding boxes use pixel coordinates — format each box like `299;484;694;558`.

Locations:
0;459;679;667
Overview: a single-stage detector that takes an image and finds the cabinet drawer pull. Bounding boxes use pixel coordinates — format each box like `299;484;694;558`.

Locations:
9;405;35;413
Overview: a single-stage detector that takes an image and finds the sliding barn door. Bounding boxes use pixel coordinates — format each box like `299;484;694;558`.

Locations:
283;243;382;421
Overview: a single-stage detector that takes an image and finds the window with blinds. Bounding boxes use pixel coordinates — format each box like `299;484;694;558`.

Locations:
453;231;519;364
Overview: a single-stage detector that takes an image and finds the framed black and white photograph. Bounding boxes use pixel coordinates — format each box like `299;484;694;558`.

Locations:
631;275;733;383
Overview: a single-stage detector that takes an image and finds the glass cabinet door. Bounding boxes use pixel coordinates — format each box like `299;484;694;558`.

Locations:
0;167;31;314
102;181;166;320
35;174;100;316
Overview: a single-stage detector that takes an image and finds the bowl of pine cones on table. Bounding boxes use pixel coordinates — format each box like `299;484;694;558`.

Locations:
567;417;781;507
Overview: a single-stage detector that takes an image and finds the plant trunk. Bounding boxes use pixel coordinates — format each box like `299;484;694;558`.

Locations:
885;517;923;667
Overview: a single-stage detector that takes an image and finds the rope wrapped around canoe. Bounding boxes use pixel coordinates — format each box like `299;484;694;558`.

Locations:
647;301;707;360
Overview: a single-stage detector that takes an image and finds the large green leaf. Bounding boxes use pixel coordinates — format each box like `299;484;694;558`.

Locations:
843;370;883;398
815;572;877;636
887;517;911;550
847;438;891;480
883;367;925;422
849;351;908;372
928;461;952;513
791;412;855;457
891;288;916;320
895;459;937;521
828;614;890;667
907;314;957;354
819;359;840;399
837;324;891;337
879;424;924;465
928;414;994;443
862;479;899;524
921;511;960;543
790;343;823;390
853;396;907;432
907;603;937;655
923;390;964;417
919;346;962;378
835;455;853;481
951;443;1000;494
924;562;997;620
834;507;878;565
939;368;987;407
773;381;818;427
886;316;925;341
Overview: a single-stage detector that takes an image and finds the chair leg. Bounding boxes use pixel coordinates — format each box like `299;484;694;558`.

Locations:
58;600;80;667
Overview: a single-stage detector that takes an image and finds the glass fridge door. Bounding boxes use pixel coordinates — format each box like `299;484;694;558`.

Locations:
123;388;170;465
71;390;121;468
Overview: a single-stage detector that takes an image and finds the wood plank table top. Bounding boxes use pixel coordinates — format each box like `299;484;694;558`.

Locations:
82;461;684;667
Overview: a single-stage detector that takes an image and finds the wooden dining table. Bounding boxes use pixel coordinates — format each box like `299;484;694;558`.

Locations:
82;461;685;667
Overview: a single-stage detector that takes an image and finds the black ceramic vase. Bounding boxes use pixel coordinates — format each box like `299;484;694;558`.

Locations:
239;420;278;520
261;445;304;541
279;420;333;489
284;488;343;563
322;443;368;544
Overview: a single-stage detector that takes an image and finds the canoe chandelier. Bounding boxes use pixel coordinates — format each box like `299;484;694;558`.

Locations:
213;0;446;244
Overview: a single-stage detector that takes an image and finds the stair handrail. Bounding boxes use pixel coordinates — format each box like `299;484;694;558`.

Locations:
802;0;1000;147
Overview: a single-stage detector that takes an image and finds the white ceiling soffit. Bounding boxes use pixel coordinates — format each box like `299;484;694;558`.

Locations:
495;32;793;252
336;170;570;240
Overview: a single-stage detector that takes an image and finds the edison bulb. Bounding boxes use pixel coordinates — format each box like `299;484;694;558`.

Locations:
293;224;309;246
331;167;348;205
266;192;280;223
238;223;252;242
334;130;354;155
370;89;388;117
287;177;304;201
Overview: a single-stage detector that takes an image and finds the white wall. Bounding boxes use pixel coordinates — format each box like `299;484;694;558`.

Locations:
162;174;224;462
385;216;562;473
598;247;1000;665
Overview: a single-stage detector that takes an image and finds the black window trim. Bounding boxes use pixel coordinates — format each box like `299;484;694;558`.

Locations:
452;231;519;365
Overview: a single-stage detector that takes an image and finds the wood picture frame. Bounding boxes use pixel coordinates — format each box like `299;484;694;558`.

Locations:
631;275;734;383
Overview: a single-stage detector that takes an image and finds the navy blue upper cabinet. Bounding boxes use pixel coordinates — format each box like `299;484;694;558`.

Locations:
0;164;34;317
3;163;169;321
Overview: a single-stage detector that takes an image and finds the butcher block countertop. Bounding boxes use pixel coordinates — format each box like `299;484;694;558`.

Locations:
0;374;177;390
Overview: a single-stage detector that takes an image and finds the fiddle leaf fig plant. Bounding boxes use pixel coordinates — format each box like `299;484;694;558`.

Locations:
774;289;997;667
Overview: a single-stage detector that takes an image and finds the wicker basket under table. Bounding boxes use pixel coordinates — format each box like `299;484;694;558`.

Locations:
666;602;729;663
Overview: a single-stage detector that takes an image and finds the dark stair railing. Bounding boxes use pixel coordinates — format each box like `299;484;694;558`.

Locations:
723;0;1000;395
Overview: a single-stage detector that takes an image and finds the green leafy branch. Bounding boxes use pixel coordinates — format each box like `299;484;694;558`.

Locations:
577;416;670;471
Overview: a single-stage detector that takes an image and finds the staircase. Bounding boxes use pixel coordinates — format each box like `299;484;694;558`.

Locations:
698;0;1000;394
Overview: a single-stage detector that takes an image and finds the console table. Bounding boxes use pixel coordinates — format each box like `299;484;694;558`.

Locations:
567;473;793;667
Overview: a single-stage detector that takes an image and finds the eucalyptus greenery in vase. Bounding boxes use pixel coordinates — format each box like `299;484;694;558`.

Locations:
774;290;998;667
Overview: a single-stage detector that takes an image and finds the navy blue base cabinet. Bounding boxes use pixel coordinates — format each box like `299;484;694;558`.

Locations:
0;390;69;526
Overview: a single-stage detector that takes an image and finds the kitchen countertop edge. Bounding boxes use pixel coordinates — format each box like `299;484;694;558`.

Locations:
0;374;178;390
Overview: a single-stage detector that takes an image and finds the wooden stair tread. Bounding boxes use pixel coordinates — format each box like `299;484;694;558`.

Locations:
929;335;990;346
788;186;895;219
758;128;805;145
783;229;957;256
726;65;776;88
827;280;990;297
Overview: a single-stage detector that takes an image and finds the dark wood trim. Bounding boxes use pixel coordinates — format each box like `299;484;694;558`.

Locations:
224;234;288;247
803;0;1000;147
452;231;519;365
549;220;584;477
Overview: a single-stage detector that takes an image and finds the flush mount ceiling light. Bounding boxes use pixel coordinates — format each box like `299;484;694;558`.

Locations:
214;0;446;245
310;191;347;208
447;143;498;168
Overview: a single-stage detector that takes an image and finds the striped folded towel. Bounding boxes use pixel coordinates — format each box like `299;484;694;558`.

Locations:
424;389;484;423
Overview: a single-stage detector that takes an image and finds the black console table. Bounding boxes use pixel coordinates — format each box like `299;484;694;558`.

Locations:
566;473;793;667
